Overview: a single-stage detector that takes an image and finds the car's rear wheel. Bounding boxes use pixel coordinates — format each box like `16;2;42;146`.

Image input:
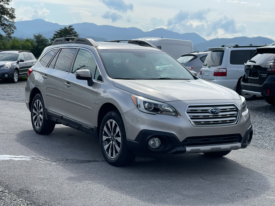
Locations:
264;97;275;105
236;81;255;100
99;110;135;166
204;150;231;157
12;70;19;83
31;94;55;135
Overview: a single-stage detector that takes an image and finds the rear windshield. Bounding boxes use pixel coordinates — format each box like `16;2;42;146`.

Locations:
99;49;194;80
204;50;224;67
250;53;275;65
0;53;18;61
177;55;195;64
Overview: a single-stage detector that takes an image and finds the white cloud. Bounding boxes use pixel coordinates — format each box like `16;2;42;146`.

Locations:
16;5;50;21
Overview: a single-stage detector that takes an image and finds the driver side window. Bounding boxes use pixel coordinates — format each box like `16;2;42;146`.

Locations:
19;53;25;61
72;49;97;77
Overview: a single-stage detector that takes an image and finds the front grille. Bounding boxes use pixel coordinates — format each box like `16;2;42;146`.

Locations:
186;104;239;126
182;134;242;146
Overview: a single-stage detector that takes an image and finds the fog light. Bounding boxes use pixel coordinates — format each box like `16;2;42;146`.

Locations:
5;74;8;77
148;137;161;149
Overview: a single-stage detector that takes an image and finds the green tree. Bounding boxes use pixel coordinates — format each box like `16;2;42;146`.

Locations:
50;25;79;42
0;0;16;36
32;33;49;57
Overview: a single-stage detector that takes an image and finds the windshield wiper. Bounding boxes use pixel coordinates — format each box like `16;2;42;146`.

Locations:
249;60;256;63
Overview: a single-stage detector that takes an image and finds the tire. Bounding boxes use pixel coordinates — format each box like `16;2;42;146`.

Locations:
99;110;135;166
204;150;231;157
31;94;55;135
264;97;275;105
236;80;255;100
12;70;19;83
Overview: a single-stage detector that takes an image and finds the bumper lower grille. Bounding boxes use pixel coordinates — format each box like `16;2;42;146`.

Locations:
186;104;239;126
182;134;242;146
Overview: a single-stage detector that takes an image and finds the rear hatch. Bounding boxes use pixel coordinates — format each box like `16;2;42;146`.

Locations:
244;47;275;85
201;48;226;80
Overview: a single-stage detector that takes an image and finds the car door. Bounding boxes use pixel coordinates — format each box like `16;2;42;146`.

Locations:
43;48;78;115
18;53;27;75
227;49;256;89
62;48;102;127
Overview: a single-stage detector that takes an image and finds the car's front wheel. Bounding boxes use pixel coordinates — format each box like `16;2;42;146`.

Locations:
204;150;231;157
12;70;19;83
31;94;55;135
99;110;135;166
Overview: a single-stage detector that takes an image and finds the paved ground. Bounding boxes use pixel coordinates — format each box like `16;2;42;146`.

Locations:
0;79;275;206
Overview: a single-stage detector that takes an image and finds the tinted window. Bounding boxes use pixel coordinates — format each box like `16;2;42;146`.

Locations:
72;49;97;76
99;50;194;80
19;53;25;61
40;49;59;67
230;50;255;65
177;55;195;64
250;53;275;65
54;49;77;72
204;50;224;67
0;53;18;61
23;53;32;61
200;55;207;63
49;51;60;68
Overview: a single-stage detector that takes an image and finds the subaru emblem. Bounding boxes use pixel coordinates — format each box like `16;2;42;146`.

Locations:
209;108;220;114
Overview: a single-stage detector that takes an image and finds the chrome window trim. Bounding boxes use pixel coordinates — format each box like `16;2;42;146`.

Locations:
185;103;240;127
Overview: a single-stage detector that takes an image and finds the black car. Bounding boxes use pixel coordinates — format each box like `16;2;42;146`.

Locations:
0;50;37;83
241;46;275;105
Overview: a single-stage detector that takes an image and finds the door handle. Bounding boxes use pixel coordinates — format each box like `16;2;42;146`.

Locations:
42;75;47;79
64;82;71;88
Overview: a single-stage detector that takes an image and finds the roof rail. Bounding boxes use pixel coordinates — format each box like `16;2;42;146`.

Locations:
105;39;156;48
0;50;31;53
221;44;238;47
52;37;98;47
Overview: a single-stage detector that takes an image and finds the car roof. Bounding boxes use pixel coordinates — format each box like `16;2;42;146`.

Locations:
0;50;31;53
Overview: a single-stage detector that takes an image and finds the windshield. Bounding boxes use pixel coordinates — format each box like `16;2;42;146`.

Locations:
204;50;224;67
0;53;18;61
250;53;275;65
99;50;194;80
177;55;195;64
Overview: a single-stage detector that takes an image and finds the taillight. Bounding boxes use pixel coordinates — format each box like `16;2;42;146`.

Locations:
267;64;275;72
190;67;194;70
214;68;227;76
27;68;33;77
200;68;202;75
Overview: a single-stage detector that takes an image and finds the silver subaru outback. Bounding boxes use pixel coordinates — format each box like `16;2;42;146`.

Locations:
25;37;253;166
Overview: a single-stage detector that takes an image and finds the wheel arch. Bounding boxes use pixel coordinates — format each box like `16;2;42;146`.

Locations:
29;87;42;109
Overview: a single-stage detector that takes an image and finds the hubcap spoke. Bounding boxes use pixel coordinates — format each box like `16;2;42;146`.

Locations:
32;100;43;129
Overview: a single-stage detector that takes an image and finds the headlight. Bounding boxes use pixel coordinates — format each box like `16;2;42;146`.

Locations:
131;95;177;116
240;96;247;112
3;63;12;69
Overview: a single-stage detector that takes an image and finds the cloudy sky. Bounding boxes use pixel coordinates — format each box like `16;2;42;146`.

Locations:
11;0;275;40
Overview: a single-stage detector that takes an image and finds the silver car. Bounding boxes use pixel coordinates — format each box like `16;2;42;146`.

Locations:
25;37;253;166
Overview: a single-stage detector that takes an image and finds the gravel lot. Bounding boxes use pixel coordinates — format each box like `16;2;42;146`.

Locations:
0;79;275;206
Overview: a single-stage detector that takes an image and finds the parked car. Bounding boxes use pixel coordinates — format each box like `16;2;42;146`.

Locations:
200;45;261;99
25;37;253;166
177;51;209;75
0;50;36;83
241;46;275;105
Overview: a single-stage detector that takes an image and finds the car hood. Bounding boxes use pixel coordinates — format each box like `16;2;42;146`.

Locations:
0;61;14;66
112;79;240;102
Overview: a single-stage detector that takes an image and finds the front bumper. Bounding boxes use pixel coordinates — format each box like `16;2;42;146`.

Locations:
0;69;12;79
127;126;253;155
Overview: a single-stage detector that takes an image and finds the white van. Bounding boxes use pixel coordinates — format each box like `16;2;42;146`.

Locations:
133;38;193;59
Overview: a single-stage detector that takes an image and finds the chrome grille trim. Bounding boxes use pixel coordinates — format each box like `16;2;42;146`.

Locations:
185;103;240;126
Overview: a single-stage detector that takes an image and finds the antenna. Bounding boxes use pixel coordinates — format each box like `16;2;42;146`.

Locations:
194;46;199;53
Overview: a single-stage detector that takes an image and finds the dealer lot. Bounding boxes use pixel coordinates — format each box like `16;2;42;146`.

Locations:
0;80;275;206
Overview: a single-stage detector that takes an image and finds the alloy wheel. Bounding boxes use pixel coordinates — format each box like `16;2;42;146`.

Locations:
14;70;18;82
32;99;43;129
102;119;122;159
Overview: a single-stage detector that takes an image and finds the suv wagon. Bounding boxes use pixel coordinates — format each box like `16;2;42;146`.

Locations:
241;46;275;105
25;37;253;166
200;45;260;99
0;50;36;82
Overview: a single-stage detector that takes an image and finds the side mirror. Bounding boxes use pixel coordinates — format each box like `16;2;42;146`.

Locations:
75;69;94;86
18;59;24;63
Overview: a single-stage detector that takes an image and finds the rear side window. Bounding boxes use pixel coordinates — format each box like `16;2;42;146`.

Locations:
204;50;224;67
200;55;207;63
230;50;256;65
54;48;77;72
48;50;60;68
177;55;195;64
23;53;32;61
30;53;36;60
40;49;59;67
